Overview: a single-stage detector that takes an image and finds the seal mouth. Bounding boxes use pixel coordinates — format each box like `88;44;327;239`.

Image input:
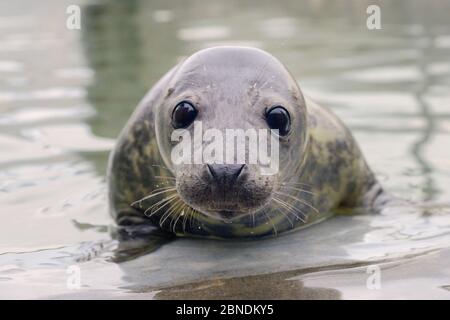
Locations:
213;209;241;221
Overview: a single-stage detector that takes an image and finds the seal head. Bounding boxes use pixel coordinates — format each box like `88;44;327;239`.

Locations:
154;47;308;222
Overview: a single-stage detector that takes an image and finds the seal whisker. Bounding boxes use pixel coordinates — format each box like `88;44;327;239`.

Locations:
271;198;294;227
154;175;176;180
273;196;307;219
272;197;306;223
151;164;171;171
168;201;186;231
279;185;316;196
131;186;177;207
251;212;256;228
171;203;189;233
131;189;169;208
189;207;195;228
138;191;177;214
144;192;178;214
191;210;200;229
146;194;179;217
160;199;182;225
182;207;193;233
263;211;278;236
159;199;183;227
274;191;320;214
281;182;312;188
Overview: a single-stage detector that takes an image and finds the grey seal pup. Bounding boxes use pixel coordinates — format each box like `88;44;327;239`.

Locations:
107;46;382;239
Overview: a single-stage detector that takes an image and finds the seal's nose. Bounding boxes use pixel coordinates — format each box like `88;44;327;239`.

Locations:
207;164;245;185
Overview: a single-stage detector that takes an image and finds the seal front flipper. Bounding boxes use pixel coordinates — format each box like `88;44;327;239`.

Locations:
110;207;175;262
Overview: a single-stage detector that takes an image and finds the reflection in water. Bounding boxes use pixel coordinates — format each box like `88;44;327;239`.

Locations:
150;247;447;300
81;0;184;139
411;29;437;203
153;270;342;300
82;0;146;139
111;225;174;263
0;0;450;299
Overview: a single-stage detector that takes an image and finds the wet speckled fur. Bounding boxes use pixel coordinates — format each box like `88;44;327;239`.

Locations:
108;47;381;239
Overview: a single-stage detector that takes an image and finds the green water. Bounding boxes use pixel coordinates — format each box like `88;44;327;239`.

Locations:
0;0;450;299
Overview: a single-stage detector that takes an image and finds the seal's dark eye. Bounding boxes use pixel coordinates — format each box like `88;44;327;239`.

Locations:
171;101;198;129
265;106;291;136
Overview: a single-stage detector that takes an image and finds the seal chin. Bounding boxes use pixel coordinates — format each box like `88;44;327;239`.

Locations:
209;209;242;222
203;207;261;222
183;193;273;222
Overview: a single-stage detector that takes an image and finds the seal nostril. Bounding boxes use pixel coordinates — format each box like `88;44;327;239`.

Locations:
207;164;245;183
233;164;245;177
206;164;217;180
